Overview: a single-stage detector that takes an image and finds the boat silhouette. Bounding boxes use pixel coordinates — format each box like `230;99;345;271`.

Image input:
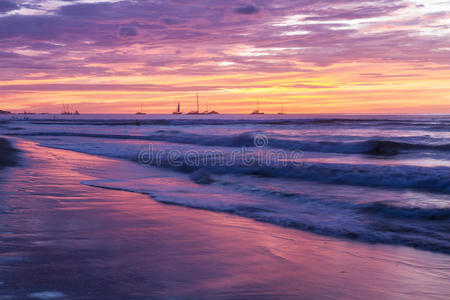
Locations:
136;104;146;115
61;104;80;115
186;93;220;115
250;99;264;114
172;101;183;114
187;93;201;115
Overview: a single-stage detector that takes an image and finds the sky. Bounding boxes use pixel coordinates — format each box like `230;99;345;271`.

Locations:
0;0;449;114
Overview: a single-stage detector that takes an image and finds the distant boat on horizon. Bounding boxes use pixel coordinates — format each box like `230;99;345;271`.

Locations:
172;101;183;115
136;104;146;115
250;99;264;115
62;103;79;115
61;104;70;115
187;93;220;114
201;103;219;115
187;93;200;115
278;104;285;115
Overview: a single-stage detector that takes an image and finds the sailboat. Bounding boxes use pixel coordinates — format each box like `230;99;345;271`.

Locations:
278;104;285;115
61;104;80;115
187;93;201;115
136;104;146;115
172;101;183;115
250;99;264;115
62;104;72;115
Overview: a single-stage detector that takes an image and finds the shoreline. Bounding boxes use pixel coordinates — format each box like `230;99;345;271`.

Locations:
0;138;449;299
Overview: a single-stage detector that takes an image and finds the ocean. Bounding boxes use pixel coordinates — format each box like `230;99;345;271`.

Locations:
1;114;449;254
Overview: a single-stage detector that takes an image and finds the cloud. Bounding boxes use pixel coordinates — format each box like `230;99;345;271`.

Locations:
303;4;407;21
118;26;139;38
0;0;448;81
58;2;115;18
0;0;17;13
234;5;259;15
0;83;231;92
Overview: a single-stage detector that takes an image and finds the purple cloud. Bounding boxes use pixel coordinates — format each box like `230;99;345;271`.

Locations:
234;5;259;15
0;0;17;13
118;26;139;38
58;2;115;18
304;4;407;21
0;0;448;80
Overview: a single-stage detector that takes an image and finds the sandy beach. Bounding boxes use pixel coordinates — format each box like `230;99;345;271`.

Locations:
0;138;448;299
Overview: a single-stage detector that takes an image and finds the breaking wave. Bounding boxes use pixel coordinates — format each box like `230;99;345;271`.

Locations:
8;131;450;156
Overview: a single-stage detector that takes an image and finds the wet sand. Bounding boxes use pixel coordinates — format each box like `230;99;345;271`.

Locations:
0;139;449;299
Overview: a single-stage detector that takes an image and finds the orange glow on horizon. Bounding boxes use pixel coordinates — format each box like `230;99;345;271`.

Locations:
1;1;449;114
2;61;449;114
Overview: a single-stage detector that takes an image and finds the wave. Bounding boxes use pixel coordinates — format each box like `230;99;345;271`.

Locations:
350;140;450;155
359;202;450;220
83;178;450;254
27;134;449;193
210;163;450;193
9;131;450;156
261;138;450;156
7;128;450;193
216;178;450;220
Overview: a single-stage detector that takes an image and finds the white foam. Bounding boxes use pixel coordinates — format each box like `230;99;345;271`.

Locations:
28;291;67;299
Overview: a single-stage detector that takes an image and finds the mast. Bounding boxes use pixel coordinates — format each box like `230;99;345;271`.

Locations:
177;101;180;113
196;92;199;112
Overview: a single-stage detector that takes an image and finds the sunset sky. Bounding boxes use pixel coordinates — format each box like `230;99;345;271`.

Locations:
0;0;449;114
